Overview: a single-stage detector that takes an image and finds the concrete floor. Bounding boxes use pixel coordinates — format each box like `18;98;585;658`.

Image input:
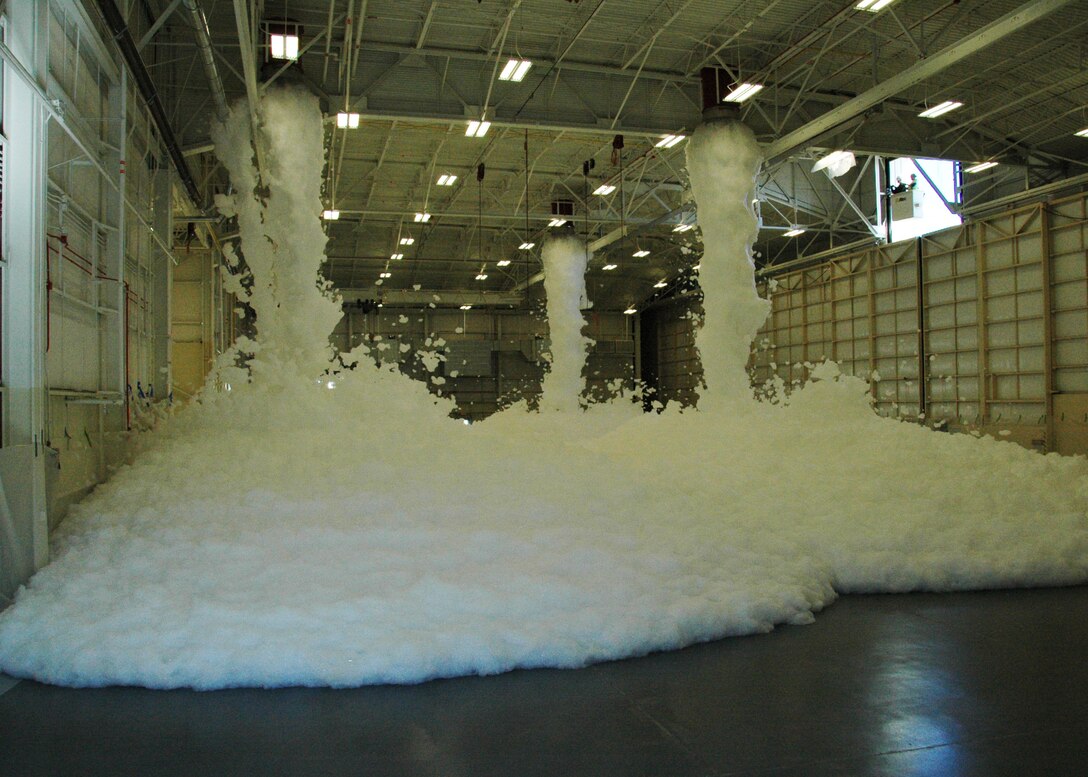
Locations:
1;586;1086;776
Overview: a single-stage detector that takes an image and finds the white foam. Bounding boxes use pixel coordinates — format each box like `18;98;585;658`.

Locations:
0;94;1085;690
539;236;592;412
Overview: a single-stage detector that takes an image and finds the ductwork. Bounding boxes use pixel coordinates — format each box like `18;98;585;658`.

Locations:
96;0;204;209
183;0;229;124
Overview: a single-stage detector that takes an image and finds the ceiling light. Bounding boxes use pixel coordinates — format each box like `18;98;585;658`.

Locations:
437;174;458;186
466;120;491;138
653;280;667;289
784;227;806;237
623;307;637;315
855;0;896;11
499;59;532;82
390;253;404;260
379;272;392;279
497;259;511;267
322;209;340;220
400;237;414;245
723;83;763;103
519;242;535;250
656;134;686;149
414;212;431;222
460;305;473;310
593;184;617;195
964;161;999;174
673;224;693;233
633;250;650;258
548;218;567;227
336;112;360;129
918;101;963;119
811;150;856;177
475;273;488;281
602;264;618;271
693;263;701;270
270;33;299;61
1075;128;1088;138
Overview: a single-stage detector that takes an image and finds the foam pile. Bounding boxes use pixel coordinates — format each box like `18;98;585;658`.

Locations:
0;92;1085;690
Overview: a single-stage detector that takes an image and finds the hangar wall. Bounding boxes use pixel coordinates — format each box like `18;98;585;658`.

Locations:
333;307;636;420
1;0;182;595
654;190;1088;455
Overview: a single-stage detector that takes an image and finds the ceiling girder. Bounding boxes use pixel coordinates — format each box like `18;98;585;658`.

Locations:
763;0;1079;163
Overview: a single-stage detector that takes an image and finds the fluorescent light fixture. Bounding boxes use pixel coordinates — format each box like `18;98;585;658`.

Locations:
1075;128;1088;138
918;100;963;119
602;264;618;271
379;272;392;279
270;33;299;61
466;120;491;138
499;59;532;82
336;112;360;129
414;212;431;222
633;250;650;258
390;253;404;260
623;307;637;315
519;242;535;250
784;227;806;237
653;280;667;289
475;273;488;281
673;224;693;233
693;263;701;271
400;237;414;245
855;0;896;11
460;305;473;310
322;209;340;220
497;259;511;267
655;134;686;149
593;184;617;196
964;161;999;174
723;83;763;103
811;150;856;177
548;218;567;227
437;174;458;186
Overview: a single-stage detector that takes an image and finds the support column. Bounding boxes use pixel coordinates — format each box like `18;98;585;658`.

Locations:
152;161;174;396
1040;206;1055;450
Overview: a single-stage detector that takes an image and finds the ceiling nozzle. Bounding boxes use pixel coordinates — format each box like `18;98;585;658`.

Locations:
699;67;742;125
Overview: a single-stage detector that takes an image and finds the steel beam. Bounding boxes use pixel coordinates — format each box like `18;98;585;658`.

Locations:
763;0;1078;163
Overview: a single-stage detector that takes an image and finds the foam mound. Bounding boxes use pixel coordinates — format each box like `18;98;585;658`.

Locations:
0;90;1085;689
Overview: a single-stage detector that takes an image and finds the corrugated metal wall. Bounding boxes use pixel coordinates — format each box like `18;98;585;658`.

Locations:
656;191;1088;455
39;0;176;517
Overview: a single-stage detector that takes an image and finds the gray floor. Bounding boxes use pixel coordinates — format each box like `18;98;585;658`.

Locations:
1;586;1086;776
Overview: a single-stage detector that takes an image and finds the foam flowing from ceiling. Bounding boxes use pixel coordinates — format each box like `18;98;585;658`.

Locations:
0;91;1085;690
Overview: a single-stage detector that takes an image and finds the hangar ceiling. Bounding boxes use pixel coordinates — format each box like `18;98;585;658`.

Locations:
104;0;1088;309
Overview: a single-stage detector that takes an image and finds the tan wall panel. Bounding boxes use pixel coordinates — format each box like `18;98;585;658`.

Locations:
1054;394;1088;456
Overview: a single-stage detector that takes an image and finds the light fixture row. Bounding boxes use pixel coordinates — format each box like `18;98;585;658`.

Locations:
269;33;298;61
918;100;963;119
499;59;533;82
336;112;360;129
854;0;896;11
